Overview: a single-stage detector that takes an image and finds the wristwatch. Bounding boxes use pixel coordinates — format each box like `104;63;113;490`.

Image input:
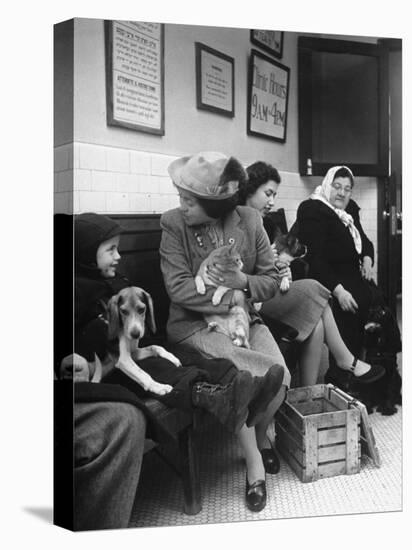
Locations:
243;279;251;298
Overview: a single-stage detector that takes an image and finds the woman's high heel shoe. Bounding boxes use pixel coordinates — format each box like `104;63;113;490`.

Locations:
245;476;267;512
349;358;385;384
260;447;280;474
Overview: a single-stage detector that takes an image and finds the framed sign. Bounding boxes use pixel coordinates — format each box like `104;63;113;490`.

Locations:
247;49;290;143
105;20;165;135
250;29;284;59
195;42;235;117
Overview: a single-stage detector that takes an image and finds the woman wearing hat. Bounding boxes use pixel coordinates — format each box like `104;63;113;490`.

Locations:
160;151;289;512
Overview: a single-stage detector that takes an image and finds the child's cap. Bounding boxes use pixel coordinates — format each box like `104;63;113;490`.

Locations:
75;212;123;268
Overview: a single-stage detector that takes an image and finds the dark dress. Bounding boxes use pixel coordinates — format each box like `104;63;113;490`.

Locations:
295;198;376;357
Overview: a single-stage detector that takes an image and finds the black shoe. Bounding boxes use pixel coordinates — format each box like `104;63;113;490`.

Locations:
245;476;266;512
246;365;284;427
349;358;385;384
192;371;254;434
260;447;280;475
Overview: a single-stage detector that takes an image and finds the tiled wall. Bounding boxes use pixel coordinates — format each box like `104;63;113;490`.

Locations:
54;142;378;275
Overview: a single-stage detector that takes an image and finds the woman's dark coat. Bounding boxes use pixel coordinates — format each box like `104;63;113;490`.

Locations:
295;198;375;356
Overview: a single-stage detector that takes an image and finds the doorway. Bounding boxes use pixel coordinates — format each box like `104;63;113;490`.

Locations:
377;39;402;315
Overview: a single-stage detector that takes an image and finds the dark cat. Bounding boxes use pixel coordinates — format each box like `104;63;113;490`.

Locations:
195;243;250;348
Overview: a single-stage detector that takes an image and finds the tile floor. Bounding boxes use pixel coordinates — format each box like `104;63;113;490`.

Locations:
129;296;403;529
129;404;402;528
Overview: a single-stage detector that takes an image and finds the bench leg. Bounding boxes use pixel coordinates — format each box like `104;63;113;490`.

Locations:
178;426;202;515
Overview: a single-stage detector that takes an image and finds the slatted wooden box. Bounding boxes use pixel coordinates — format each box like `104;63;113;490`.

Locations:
276;384;363;482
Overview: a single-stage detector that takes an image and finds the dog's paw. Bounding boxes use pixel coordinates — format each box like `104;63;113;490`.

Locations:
148;381;174;395
162;351;182;367
280;277;290;293
377;401;398;416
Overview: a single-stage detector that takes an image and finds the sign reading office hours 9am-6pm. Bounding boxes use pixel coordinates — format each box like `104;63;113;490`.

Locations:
105;20;165;135
247;50;290;142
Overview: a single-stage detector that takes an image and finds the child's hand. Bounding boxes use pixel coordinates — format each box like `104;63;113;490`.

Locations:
60;353;90;382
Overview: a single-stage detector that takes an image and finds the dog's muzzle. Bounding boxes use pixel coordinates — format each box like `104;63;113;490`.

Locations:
129;327;142;339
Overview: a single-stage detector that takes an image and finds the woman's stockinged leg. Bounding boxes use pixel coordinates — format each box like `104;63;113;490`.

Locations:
255;385;287;449
238;424;265;483
299;318;324;386
322;304;371;376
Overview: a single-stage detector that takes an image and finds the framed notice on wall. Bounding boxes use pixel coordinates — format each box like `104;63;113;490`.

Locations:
250;29;284;59
195;42;235;117
247;49;290;142
105;20;165;135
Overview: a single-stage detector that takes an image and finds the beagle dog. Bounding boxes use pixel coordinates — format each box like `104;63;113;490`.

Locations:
107;286;181;396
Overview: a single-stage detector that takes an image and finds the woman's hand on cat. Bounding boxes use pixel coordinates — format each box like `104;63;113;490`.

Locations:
206;263;248;289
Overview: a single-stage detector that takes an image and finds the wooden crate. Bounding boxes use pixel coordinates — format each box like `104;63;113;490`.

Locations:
276;384;362;482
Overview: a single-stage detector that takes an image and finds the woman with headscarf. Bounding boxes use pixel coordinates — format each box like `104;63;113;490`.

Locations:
295;165;396;369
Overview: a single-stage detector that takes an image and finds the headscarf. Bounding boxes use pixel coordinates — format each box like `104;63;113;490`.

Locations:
310;166;362;254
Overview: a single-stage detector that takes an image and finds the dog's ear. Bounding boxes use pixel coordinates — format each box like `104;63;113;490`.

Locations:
140;290;157;334
107;294;121;340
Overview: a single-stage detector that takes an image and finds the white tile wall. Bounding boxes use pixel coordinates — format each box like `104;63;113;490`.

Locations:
54;143;72;172
74;169;92;191
79;143;106;171
130;151;151;175
106;147;130;173
151;154;177;176
54;170;73;193
54;143;378;274
79;191;106;213
91;171;115;192
54;191;73;214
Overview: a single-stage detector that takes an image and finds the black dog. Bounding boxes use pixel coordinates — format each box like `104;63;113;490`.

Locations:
355;305;402;415
326;304;402;415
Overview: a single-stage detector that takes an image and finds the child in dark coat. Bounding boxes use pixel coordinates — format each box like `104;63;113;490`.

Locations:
62;212;283;434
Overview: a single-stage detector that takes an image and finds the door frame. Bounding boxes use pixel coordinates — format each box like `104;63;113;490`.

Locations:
377;39;402;315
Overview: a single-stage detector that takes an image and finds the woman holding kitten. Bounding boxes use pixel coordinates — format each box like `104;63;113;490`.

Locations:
238;161;384;386
160;151;289;512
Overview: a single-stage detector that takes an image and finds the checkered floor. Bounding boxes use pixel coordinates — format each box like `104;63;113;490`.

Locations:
129;405;402;528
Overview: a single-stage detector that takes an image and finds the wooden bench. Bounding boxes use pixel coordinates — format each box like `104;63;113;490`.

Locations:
55;209;308;524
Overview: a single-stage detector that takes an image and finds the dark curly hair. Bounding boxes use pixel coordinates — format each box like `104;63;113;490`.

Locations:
238;161;281;205
332;167;354;187
197;195;239;219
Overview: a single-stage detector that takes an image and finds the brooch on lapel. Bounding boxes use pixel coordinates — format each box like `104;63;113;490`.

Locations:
194;232;204;247
228;237;235;245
